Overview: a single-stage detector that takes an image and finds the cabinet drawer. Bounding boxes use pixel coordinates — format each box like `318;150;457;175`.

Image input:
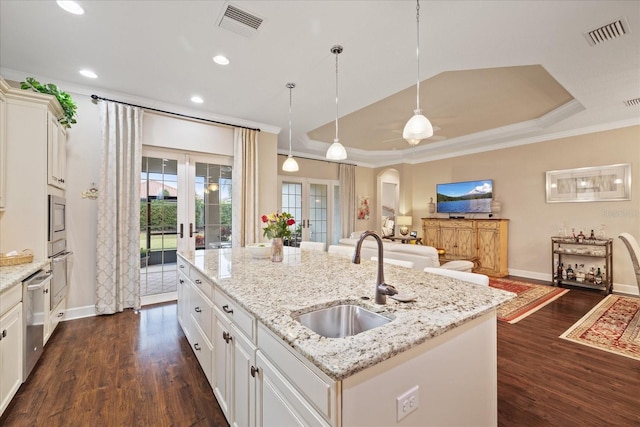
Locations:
190;319;213;388
476;221;499;230
445;220;474;229
0;284;21;317
258;323;334;421
49;297;66;335
422;220;439;227
177;257;191;276
214;288;255;341
189;267;213;300
190;284;213;342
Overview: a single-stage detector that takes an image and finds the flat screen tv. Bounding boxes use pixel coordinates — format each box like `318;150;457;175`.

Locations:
436;179;493;214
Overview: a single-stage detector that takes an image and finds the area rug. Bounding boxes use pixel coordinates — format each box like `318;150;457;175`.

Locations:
560;295;640;361
489;278;569;324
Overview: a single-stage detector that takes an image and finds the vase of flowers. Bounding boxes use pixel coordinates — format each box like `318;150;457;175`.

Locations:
261;211;296;262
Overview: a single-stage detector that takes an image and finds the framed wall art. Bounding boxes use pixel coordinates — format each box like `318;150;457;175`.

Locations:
545;163;631;203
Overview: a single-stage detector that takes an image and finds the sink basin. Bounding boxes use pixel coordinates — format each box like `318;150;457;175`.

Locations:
294;304;391;338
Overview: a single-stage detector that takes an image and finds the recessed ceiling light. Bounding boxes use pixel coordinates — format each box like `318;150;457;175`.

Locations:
57;1;84;15
213;55;230;65
191;96;204;104
79;69;97;78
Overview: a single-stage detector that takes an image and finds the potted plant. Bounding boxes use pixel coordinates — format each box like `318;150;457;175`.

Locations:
20;77;78;128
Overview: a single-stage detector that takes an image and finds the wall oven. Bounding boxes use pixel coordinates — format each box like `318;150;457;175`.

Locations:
47;195;72;310
48;195;66;243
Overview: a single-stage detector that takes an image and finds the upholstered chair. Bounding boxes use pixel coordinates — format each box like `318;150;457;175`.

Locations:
423;267;489;286
299;241;326;251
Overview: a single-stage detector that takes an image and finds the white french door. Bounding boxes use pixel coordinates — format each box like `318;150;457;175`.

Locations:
278;177;340;246
140;147;232;302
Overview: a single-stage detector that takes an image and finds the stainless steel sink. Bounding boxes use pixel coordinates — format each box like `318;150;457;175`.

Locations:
294;304;391;338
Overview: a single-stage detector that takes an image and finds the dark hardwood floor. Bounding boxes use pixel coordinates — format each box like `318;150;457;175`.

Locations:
0;304;227;427
1;280;639;426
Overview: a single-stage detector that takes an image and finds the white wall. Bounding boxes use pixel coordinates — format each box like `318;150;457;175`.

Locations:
394;125;640;295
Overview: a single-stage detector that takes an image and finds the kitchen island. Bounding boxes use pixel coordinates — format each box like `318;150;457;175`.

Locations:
178;247;514;426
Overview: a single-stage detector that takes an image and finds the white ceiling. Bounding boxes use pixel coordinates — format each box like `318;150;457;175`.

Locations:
1;0;639;167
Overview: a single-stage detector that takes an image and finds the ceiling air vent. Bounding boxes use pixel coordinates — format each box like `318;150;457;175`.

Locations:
218;3;264;38
584;17;630;46
624;98;640;107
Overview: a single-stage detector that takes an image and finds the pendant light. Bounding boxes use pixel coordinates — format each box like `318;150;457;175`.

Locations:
326;45;348;160
403;0;433;146
282;82;300;172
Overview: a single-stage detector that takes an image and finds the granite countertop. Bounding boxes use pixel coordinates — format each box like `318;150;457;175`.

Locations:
180;247;515;381
0;259;51;293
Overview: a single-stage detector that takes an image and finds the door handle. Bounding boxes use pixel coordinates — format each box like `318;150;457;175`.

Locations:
180;223;184;238
251;366;259;377
189;223;194;238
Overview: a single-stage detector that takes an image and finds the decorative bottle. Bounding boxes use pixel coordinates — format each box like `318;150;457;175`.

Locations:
577;230;585;243
595;268;603;285
566;264;574;280
561;263;567;280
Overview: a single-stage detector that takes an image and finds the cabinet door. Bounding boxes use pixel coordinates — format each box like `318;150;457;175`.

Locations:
255;351;329;427
440;226;457;256
422;221;440;247
0;92;6;209
477;227;499;274
232;324;256;427
457;227;475;258
48;297;66;343
0;302;23;415
43;280;52;344
177;271;189;332
47;113;62;188
214;309;232;421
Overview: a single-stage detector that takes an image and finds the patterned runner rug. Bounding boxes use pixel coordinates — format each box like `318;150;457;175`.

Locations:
560;295;640;361
489;278;569;324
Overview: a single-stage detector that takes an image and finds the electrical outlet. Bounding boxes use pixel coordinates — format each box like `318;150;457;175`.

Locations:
396;385;419;422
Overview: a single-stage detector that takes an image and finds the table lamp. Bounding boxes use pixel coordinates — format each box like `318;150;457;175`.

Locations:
396;216;412;236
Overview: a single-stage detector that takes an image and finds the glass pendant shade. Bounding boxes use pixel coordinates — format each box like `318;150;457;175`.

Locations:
282;155;299;172
404;0;433;146
283;82;300;172
326;45;347;161
326;139;347;160
403;109;433;145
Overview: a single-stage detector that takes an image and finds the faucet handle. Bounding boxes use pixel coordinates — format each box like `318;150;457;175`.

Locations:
378;283;398;296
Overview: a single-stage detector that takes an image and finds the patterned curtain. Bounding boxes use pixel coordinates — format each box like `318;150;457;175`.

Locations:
95;101;142;314
339;163;356;238
231;128;260;247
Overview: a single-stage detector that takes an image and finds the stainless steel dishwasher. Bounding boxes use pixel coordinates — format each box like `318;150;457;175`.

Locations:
23;270;52;380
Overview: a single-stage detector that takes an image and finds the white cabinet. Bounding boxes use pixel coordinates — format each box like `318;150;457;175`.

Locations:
0;77;67;260
47;111;67;190
0;285;23;416
256;351;330;427
213;289;257;427
213;307;232;419
47;297;66;345
0;79;7;210
256;323;335;427
177;255;214;388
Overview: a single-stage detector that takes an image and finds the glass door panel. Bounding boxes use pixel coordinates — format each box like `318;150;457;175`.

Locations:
194;162;233;249
281;181;303;245
140;156;179;297
279;178;338;246
308;183;328;243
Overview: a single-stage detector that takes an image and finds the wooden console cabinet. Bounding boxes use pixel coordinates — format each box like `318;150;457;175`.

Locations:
422;218;509;277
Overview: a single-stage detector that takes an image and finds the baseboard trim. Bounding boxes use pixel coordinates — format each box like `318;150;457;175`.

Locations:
63;292;178;322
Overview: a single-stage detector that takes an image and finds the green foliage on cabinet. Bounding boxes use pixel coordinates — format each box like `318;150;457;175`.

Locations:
20;77;77;128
